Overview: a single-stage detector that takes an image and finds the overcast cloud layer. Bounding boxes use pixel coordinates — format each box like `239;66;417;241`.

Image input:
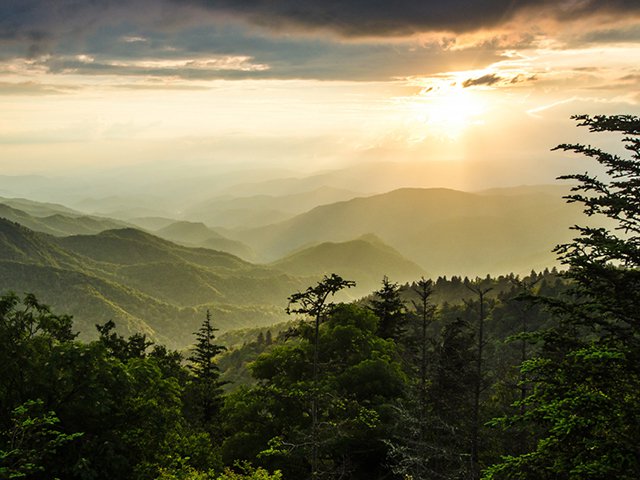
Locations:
0;0;638;81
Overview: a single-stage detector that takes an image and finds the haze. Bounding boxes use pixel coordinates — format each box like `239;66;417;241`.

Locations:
0;1;637;198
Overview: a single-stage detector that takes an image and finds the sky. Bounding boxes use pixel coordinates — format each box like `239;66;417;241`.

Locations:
1;0;639;190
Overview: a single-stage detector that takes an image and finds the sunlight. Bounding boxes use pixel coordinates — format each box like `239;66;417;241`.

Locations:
404;79;488;141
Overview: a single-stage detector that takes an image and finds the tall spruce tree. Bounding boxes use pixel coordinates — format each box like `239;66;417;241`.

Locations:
187;310;226;429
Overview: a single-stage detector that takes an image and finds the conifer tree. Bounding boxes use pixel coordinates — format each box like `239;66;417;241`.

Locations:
485;115;640;479
369;276;407;340
188;310;226;428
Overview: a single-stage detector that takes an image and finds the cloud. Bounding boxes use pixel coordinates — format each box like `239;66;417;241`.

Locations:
0;0;637;84
462;73;502;88
577;24;640;45
178;0;640;37
0;80;76;95
1;0;638;54
461;72;535;88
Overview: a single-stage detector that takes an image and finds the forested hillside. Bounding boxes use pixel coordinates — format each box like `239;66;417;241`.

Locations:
0;220;305;347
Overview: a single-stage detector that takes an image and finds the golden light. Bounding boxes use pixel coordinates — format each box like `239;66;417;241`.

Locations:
399;76;490;142
411;81;487;141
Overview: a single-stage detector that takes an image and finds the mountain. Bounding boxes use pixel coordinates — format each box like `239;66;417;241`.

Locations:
218;161;466;198
128;216;182;231
0;218;84;268
0;200;130;236
0;219;304;347
153;221;255;260
156;221;227;244
231;187;590;277
0;196;81;217
182;186;361;228
270;234;425;295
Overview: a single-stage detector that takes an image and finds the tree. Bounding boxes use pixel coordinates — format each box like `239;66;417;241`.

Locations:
465;281;493;480
388;277;436;479
0;294;192;479
285;274;355;480
485;115;640;479
388;315;477;480
221;300;404;479
187;310;227;429
369;276;407;340
0;400;82;478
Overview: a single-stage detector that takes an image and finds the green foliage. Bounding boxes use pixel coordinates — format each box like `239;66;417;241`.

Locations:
0;292;221;480
0;400;82;479
223;302;405;479
369;276;407;339
216;462;282;480
185;310;227;430
485;115;640;479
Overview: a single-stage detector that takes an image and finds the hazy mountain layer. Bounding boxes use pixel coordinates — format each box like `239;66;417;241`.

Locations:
153;221;255;260
183;186;361;228
0;201;130;236
232;187;588;276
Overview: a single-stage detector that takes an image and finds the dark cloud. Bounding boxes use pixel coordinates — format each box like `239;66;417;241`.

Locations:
577;24;640;44
1;0;638;53
461;73;535;88
27;41;499;82
0;0;636;83
462;73;502;88
179;0;640;36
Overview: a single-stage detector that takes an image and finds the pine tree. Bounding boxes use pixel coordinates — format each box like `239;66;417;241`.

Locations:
187;310;226;428
369;276;407;340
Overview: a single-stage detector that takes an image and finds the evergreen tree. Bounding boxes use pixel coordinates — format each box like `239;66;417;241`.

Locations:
187;310;227;429
485;115;640;479
369;276;407;340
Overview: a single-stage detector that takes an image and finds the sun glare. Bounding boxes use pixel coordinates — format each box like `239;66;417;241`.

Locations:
404;79;487;141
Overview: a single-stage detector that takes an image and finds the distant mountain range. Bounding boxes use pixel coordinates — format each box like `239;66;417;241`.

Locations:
0;182;591;345
229;187;588;276
0;198;130;236
0;202;430;346
182;186;360;228
152;221;256;260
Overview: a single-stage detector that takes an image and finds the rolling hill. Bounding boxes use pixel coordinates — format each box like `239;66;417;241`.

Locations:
0;200;130;236
0;213;440;346
182;186;361;228
270;234;425;295
0;219;304;347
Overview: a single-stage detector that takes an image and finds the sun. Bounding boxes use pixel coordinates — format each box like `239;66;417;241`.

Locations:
405;79;487;141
